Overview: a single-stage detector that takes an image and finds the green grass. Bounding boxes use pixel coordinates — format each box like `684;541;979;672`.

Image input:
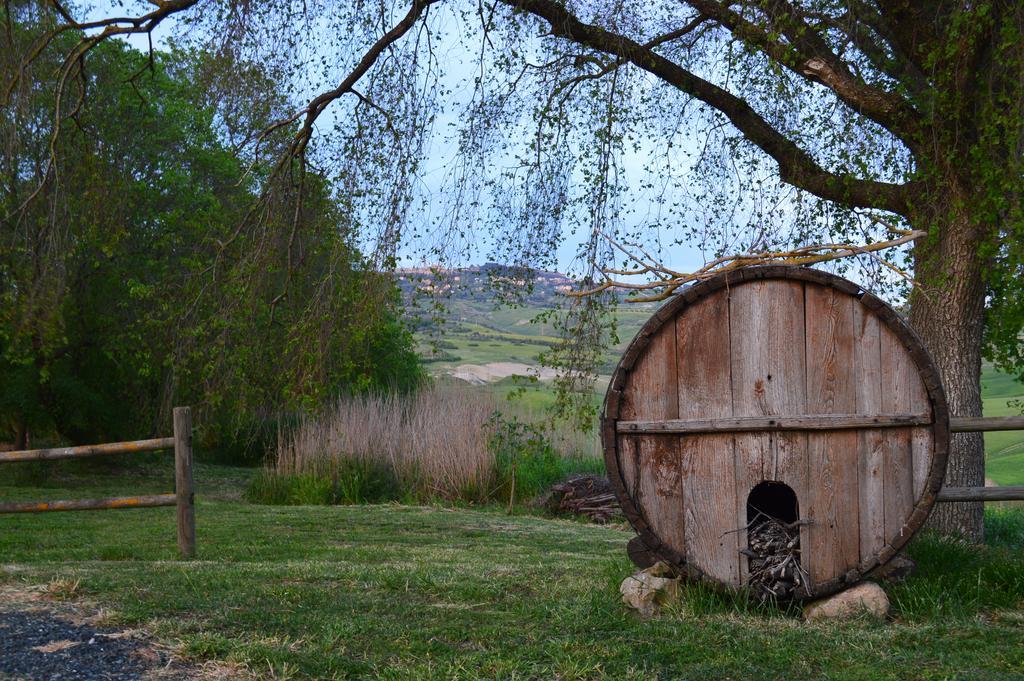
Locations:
439;300;652;344
981;370;1024;399
416;303;650;448
417;300;650;375
982;365;1024;485
482;375;606;413
245;465;405;506
2;467;1024;679
420;333;549;368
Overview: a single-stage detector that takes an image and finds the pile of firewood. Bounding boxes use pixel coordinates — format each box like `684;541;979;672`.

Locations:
545;474;620;523
743;512;807;602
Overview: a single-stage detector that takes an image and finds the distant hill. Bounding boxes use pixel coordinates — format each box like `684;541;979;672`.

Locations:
397;264;656;358
396;263;577;306
397;265;657;415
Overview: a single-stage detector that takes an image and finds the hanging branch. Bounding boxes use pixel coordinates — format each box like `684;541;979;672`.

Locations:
569;227;925;303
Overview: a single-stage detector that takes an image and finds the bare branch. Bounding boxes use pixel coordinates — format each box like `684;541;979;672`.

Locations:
571;228;926;302
285;0;439;161
540;15;711;114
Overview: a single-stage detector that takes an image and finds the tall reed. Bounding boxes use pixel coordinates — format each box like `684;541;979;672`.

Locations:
270;385;499;501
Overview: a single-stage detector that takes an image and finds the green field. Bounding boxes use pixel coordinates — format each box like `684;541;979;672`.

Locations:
2;465;1024;679
982;367;1024;485
418;299;652;374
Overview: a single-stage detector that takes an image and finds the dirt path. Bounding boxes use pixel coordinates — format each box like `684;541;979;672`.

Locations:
449;362;558;384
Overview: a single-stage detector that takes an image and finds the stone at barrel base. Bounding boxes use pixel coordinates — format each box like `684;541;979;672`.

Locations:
620;561;681;617
803;582;889;622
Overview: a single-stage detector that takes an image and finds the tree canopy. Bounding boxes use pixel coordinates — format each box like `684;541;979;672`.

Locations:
1;10;422;453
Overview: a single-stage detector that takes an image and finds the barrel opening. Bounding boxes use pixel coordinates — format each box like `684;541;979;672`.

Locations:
746;481;803;601
747;481;798;524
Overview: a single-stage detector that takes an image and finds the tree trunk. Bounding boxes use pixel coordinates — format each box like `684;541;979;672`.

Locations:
908;193;987;542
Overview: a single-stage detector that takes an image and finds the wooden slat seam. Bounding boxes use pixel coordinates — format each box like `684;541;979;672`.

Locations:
618;414;932;433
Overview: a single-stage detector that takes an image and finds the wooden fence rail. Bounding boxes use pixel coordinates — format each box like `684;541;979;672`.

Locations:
937;487;1024;502
0;438;176;464
950;416;1024;432
0;494;178;513
0;406;195;558
941;416;1024;503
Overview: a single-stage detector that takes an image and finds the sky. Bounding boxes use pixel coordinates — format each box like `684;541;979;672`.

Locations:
79;0;716;278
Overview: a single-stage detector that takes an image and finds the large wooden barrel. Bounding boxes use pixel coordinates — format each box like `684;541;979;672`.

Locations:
602;265;949;599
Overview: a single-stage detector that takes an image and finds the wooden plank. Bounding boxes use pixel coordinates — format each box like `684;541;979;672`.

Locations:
937;486;1024;502
617;413;931;433
677;290;738;586
729;279;808;585
804;285;859;585
905;346;933;501
853;304;886;562
951;416;1024;432
0;438;176;464
911;426;932;500
682;435;739;585
631;435;684;552
0;494;176;513
619;323;683;556
174;406;196;560
880;325;922;545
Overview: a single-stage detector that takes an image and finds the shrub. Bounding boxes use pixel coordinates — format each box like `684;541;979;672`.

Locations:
487;413;563;505
196;412;291;467
245;470;293;505
331;459;403;504
487;412;608;507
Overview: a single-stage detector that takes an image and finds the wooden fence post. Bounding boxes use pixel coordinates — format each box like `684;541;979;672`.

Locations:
174;407;196;559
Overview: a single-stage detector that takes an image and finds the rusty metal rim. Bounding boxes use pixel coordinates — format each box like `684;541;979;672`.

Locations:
601;264;950;600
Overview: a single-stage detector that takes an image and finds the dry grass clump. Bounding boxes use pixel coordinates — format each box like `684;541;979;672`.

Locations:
267;385;499;501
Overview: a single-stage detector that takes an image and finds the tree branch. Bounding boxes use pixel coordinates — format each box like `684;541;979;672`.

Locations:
5;0;199;104
539;17;710;123
505;0;915;213
684;0;924;150
806;3;931;102
279;0;438;161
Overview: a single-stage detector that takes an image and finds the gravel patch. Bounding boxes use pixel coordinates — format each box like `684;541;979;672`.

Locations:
0;584;225;681
0;609;164;680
